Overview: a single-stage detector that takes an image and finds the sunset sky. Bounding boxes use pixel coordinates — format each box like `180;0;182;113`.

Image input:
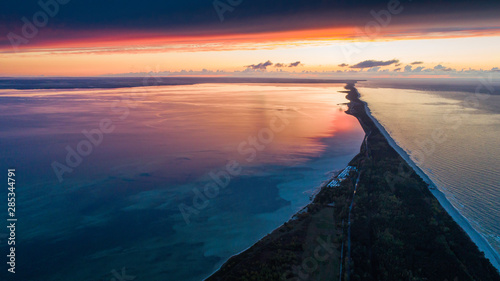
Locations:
1;0;500;76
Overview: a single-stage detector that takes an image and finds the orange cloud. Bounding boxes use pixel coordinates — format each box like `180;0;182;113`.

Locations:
3;22;500;55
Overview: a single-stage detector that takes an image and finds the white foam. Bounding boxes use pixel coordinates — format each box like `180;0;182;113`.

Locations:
362;100;500;271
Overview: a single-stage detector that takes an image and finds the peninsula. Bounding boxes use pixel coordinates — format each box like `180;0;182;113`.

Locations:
207;83;500;281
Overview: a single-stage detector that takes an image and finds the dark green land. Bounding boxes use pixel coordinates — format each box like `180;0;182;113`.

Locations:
207;84;500;281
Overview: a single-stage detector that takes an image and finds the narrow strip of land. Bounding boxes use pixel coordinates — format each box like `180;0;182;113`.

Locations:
207;83;500;281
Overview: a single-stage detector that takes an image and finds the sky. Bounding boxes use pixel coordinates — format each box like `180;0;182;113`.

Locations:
1;0;500;77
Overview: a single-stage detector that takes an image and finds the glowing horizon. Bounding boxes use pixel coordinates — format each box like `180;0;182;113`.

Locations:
2;1;500;77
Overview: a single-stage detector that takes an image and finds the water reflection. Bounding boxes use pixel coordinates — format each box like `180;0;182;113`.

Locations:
0;83;364;280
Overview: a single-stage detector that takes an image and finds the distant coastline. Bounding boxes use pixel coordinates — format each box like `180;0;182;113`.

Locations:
0;77;363;90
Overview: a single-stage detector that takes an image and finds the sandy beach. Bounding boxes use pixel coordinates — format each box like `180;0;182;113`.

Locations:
361;100;500;271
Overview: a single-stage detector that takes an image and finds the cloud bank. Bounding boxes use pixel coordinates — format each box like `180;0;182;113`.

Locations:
245;61;302;70
350;59;400;69
246;60;274;70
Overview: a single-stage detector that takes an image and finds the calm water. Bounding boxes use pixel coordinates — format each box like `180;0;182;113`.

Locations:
0;83;364;280
358;82;500;257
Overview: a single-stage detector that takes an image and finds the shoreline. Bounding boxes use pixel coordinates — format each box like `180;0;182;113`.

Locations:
203;158;358;280
207;83;500;280
360;96;500;271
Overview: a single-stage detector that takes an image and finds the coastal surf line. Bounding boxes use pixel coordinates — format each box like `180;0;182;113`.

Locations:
359;88;500;271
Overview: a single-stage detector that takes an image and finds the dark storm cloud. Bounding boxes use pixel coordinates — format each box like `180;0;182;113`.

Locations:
2;0;500;52
1;0;499;33
274;63;286;68
288;61;301;67
411;61;424;65
246;60;273;70
338;63;349;67
350;59;399;69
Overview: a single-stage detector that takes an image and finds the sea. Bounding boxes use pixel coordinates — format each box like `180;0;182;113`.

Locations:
0;82;364;280
358;78;500;266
